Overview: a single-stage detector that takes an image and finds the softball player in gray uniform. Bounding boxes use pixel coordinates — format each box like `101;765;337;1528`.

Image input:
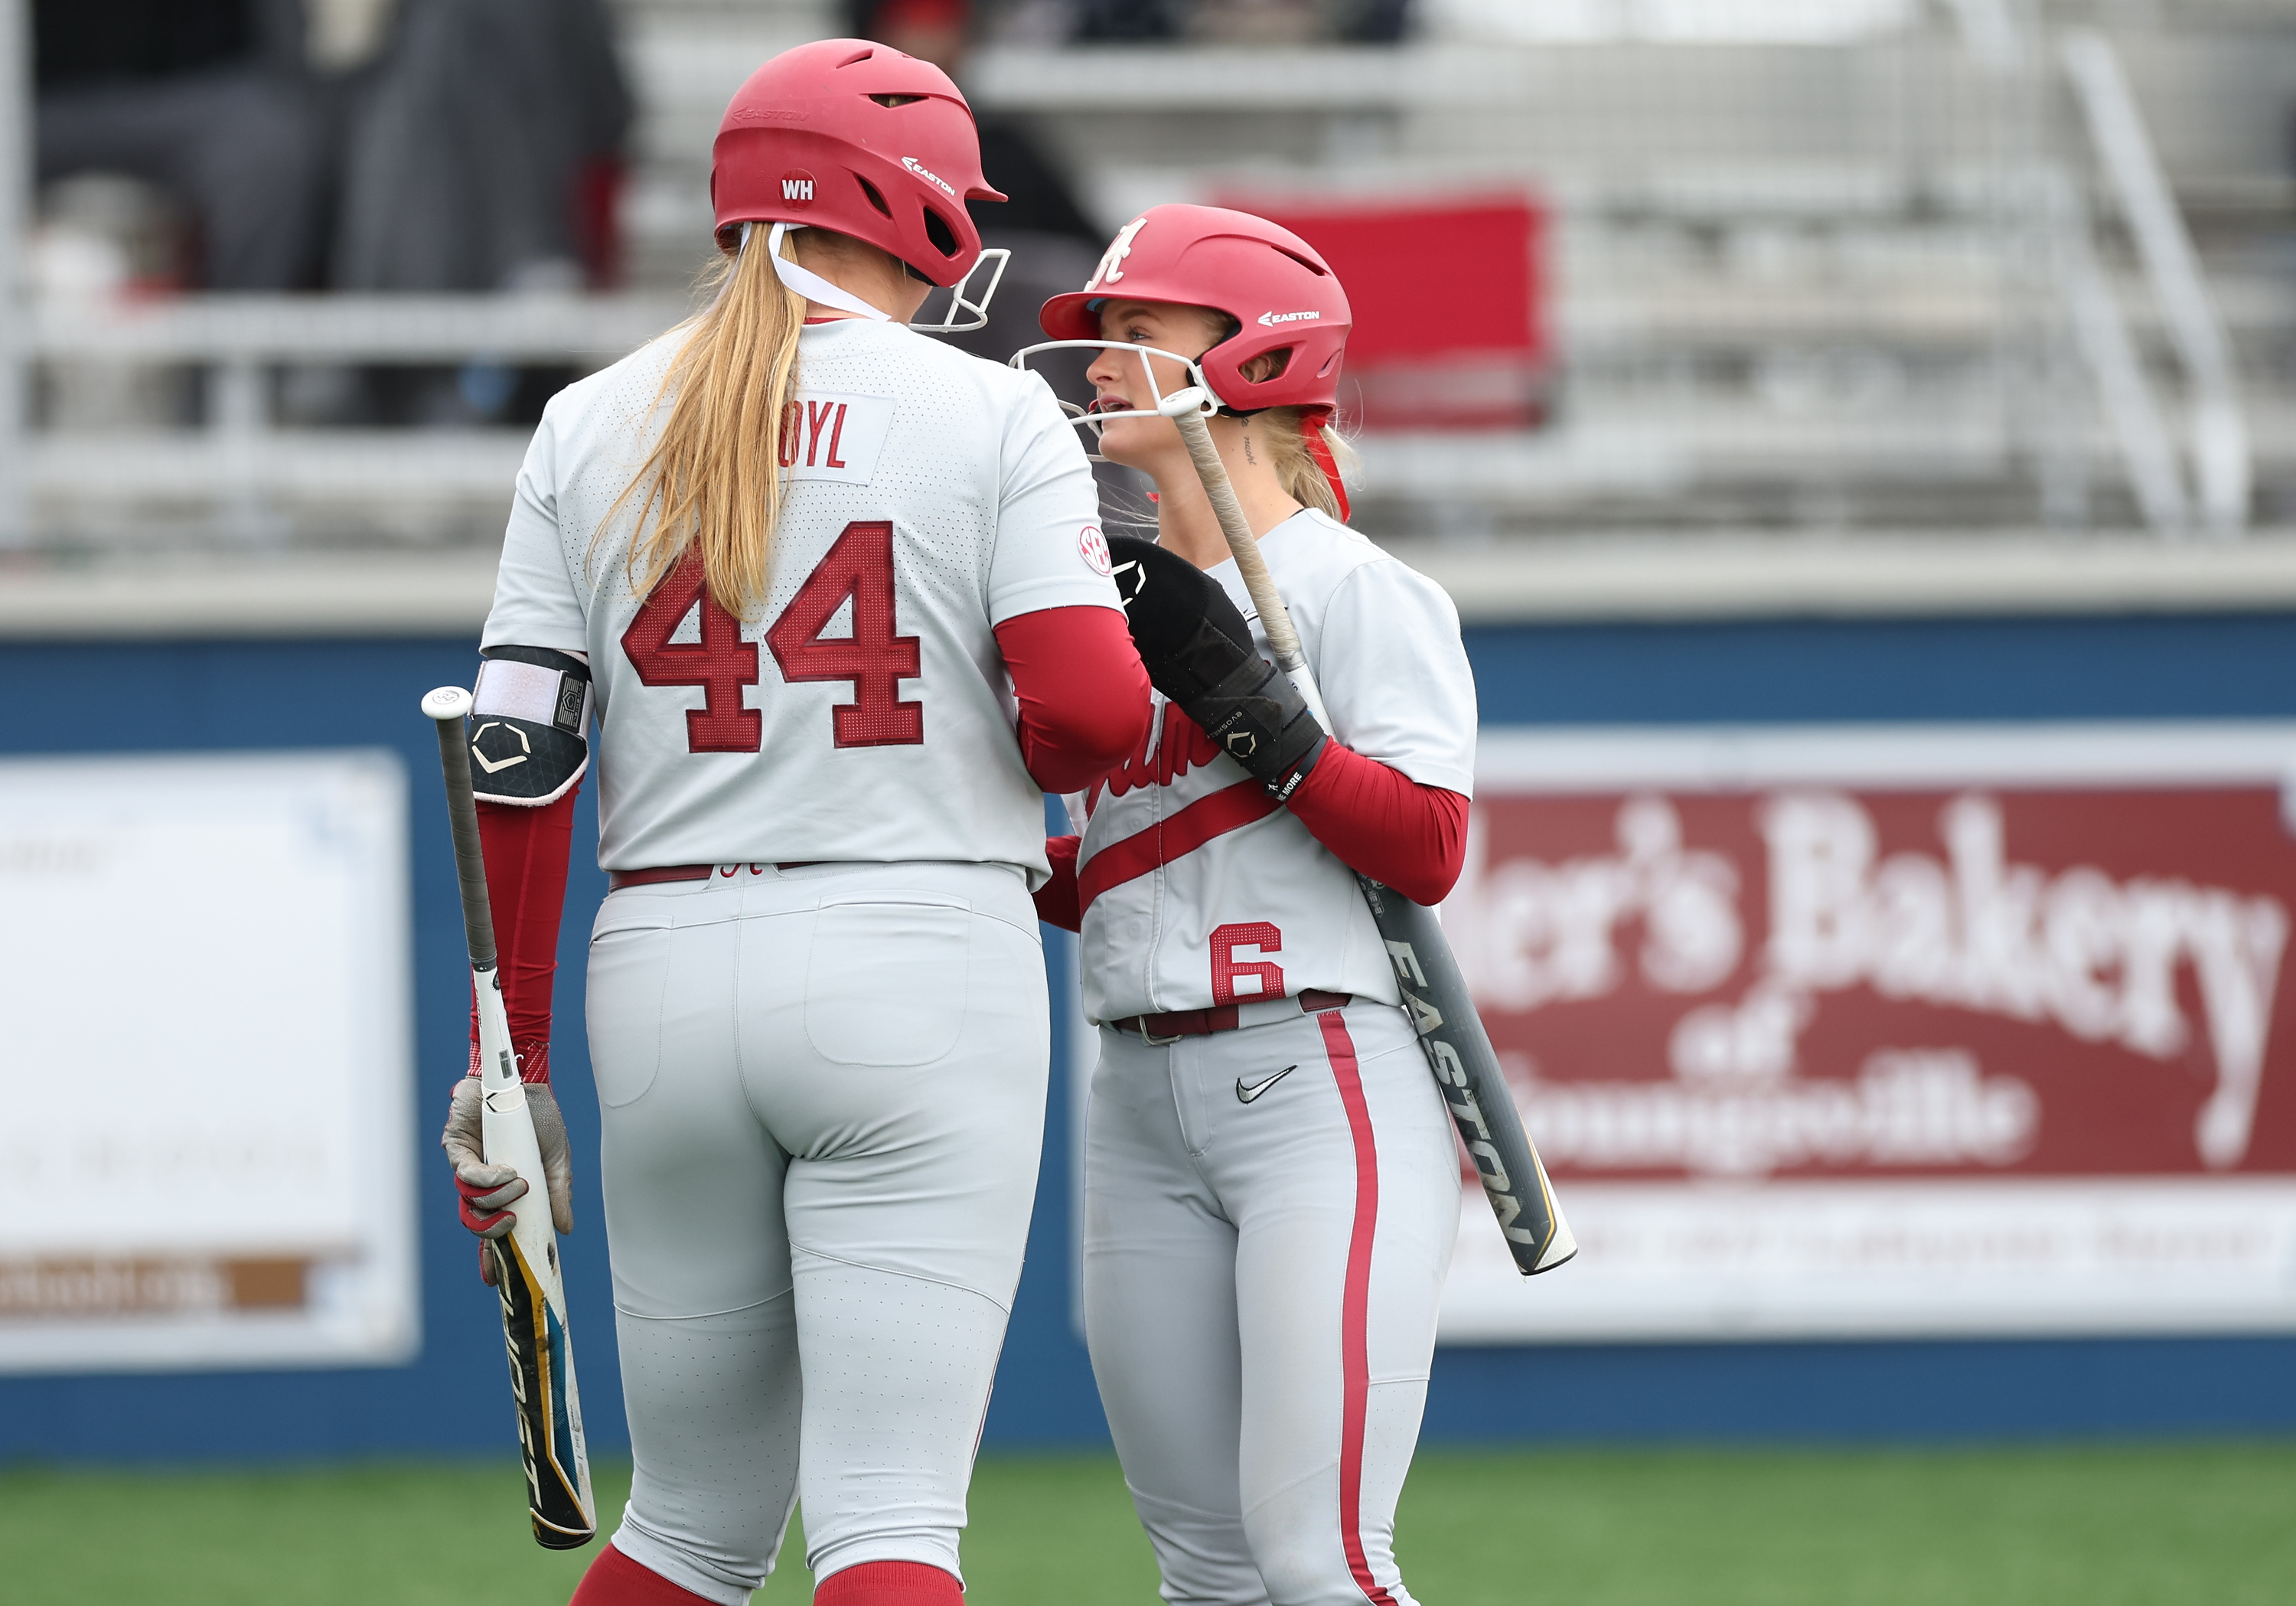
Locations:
439;42;1149;1606
1020;207;1477;1606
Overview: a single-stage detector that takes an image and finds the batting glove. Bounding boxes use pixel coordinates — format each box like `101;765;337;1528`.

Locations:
1110;534;1326;799
441;1075;574;1285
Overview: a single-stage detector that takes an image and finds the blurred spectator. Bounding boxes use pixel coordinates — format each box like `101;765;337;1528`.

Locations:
331;0;631;292
35;0;328;289
850;0;1104;375
1062;0;1411;43
851;0;1101;251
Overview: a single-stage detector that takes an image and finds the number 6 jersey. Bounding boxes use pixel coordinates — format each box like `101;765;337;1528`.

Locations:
483;318;1124;880
1067;510;1478;1022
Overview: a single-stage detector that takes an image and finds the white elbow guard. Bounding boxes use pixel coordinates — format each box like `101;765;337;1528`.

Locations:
468;645;592;806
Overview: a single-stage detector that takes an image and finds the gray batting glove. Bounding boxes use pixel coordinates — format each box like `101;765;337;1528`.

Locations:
442;1076;574;1285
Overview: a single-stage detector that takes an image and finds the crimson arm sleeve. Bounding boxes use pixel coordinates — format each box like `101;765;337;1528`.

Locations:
994;606;1152;795
1286;741;1470;906
1035;834;1082;932
468;782;579;1085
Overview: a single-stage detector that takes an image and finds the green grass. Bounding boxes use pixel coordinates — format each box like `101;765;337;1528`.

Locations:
2;1444;2291;1604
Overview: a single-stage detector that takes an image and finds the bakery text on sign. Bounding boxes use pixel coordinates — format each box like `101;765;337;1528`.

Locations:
1452;788;2291;1181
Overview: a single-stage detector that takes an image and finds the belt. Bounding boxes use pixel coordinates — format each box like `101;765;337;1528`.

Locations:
1112;990;1352;1046
607;861;821;892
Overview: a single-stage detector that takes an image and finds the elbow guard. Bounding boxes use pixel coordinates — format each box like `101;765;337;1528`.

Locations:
468;645;593;806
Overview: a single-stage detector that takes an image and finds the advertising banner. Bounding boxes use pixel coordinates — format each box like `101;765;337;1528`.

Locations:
1439;724;2296;1342
0;752;419;1372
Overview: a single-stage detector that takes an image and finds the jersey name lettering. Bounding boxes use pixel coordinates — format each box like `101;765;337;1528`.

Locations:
776;390;893;484
1097;703;1223;806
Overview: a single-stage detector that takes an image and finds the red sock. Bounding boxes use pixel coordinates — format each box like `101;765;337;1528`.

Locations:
812;1560;964;1605
569;1542;720;1606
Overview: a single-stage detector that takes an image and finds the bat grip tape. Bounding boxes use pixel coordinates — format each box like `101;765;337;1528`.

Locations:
433;713;499;971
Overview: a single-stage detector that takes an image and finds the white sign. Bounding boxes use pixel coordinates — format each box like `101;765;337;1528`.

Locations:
0;752;419;1372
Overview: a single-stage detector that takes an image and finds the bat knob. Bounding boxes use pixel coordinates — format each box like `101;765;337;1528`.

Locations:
422;686;474;723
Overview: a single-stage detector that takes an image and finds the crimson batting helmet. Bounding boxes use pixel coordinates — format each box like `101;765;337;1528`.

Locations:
711;38;1006;289
1038;204;1352;416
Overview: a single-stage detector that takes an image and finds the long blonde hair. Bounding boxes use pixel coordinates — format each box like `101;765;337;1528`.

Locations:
609;232;807;616
1253;405;1355;521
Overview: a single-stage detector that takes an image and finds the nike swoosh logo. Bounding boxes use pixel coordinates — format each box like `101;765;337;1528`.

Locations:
1235;1065;1297;1105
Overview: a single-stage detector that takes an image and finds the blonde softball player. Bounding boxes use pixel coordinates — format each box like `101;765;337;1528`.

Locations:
434;41;1150;1606
1016;206;1476;1606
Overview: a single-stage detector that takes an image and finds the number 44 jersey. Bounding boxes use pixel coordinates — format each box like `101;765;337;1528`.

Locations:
484;318;1122;882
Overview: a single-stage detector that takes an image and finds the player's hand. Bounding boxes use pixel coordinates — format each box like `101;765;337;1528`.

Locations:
1109;534;1326;799
441;1076;575;1285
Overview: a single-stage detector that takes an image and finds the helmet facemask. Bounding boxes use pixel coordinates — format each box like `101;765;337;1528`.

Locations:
1008;339;1224;462
740;220;1010;332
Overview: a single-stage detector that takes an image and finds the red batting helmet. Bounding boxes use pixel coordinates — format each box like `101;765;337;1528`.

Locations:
1039;204;1352;416
711;38;1006;289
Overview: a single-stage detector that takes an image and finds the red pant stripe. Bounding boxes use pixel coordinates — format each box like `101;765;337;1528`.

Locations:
1319;1008;1398;1606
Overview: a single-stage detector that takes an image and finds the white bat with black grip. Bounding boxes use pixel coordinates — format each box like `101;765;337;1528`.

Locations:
422;684;598;1548
1167;399;1577;1276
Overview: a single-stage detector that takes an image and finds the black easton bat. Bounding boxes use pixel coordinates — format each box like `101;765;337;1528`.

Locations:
422;684;599;1547
1166;398;1577;1277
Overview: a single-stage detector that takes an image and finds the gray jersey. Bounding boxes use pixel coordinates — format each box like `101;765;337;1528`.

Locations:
484;318;1121;878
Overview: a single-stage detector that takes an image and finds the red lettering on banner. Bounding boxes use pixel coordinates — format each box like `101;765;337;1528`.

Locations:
1212;921;1284;1004
824;403;850;468
806;400;836;465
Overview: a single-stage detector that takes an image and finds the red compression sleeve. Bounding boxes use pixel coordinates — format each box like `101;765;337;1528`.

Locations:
1287;742;1470;906
570;1542;719;1604
814;1562;964;1606
994;606;1152;795
468;782;579;1085
1035;834;1082;932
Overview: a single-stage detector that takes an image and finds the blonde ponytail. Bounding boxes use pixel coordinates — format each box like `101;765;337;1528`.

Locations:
608;233;808;617
1257;406;1355;521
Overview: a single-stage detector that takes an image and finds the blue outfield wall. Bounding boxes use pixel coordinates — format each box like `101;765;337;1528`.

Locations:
4;613;2296;1461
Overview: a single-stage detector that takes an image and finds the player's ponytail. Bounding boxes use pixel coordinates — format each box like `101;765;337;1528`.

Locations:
609;231;807;618
1254;407;1355;523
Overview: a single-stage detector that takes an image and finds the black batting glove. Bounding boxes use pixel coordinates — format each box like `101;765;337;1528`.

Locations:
1109;535;1327;799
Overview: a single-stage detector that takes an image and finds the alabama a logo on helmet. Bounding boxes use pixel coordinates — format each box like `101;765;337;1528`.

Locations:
1091;217;1150;289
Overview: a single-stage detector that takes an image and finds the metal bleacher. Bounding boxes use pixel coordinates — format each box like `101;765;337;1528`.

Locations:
11;0;2296;632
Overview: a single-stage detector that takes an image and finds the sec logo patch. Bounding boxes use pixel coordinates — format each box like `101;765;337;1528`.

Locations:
1078;524;1111;576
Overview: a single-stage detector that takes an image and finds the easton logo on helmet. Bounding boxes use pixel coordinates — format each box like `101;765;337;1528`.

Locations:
781;170;815;204
1257;309;1321;327
901;156;957;197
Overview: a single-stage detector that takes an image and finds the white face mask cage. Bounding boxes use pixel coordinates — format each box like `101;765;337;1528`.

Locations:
910;247;1009;335
1007;340;1226;457
742;222;1009;332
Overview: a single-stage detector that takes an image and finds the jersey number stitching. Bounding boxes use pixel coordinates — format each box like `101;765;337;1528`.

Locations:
619;547;761;752
1211;921;1284;1006
621;521;924;754
764;520;923;748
